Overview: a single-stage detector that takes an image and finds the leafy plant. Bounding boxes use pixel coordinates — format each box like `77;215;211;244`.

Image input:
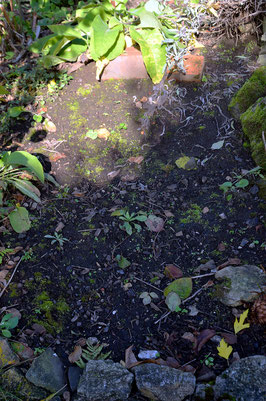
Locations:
139;291;159;305
0;151;46;232
44;232;69;248
0;313;19;338
30;0;217;83
75;341;111;369
111;209;147;235
200;353;214;367
116;254;131;269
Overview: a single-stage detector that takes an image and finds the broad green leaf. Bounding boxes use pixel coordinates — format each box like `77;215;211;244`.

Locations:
219;181;233;193
41;55;63;68
106;32;125;60
8;107;24;118
123;222;132;235
86;130;98;139
129;27;166;83
165;292;181;312
90;15;120;60
111;210;123;216
30;34;56;53
164;277;192;299
5;316;18;329
44;173;59;187
235;179;249;189
0;85;8;95
116;255;131;269
58;38;87;61
48;24;83;39
135;9;162;29
1;329;11;338
9;207;31;233
6;151;44;183
49;37;70;56
10;179;41;203
134;214;147;222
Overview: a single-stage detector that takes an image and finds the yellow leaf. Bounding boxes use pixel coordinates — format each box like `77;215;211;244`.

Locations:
234;309;250;334
217;338;233;360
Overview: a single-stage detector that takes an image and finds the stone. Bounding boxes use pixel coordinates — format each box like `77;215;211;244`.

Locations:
214;355;266;401
215;265;266;306
76;360;134;401
194;383;214;399
240;96;266;170
0;337;19;368
133;363;196;401
26;348;66;393
228;66;266;120
102;47;149;80
0;367;47;400
170;53;205;82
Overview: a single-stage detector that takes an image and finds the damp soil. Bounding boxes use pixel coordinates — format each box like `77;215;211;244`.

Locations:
2;34;265;383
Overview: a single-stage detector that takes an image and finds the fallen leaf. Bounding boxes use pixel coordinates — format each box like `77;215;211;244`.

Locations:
44;119;56;133
181;365;196;374
140;96;148;103
165;356;180;368
72;190;85;197
68;345;82;363
76;338;87;347
164;210;174;217
211;140;224;150
194;329;216;353
37;107;47;114
145;215;164;232
50;153;66;162
32;323;46;335
234;309;250;334
164;277;192;299
0;270;8;280
164;264;183;279
218;242;226;251
97;128;110;140
182;332;196;343
128;156;144;164
165;292;181;312
217;338;233;360
217;258;241;271
125;345;138;369
220;332;237;345
107;170;121;180
63;391;71;401
11;342;34;360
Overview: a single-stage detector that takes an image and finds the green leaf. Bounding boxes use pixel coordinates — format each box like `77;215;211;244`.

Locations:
219;181;233;193
33;114;43;123
129;27;166;83
144;0;163;14
49;37;70;56
164;277;192;299
6;151;44;183
48;24;83;39
41;55;64;68
105;31;125;61
10;179;41;203
86;130;98;139
132;8;162;29
116;255;131;269
58;38;87;62
30;34;56;53
9;207;31;233
0;85;8;95
1;329;11;338
111;209;123;216
8;107;24;118
123;222;132;235
165;292;181;312
5;316;18;329
235;179;249;188
44;173;59;187
134;215;147;222
90;15;120;60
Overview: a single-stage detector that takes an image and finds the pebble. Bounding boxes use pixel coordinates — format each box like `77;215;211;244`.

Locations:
239;238;249;247
138;350;160;360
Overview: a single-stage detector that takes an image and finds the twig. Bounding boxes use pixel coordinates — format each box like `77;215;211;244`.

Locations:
183;287;204;304
191;272;215;279
0;257;23;299
134;277;163;293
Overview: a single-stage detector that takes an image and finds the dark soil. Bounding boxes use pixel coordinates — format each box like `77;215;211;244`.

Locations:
1;33;265;391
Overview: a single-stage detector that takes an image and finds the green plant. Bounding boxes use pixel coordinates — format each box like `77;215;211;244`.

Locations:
200;353;214;367
111;209;147;235
0;248;14;264
75;341;111;369
44;232;69;248
21;248;34;261
30;0;217;83
34;347;45;355
220;166;265;200
0;313;19;338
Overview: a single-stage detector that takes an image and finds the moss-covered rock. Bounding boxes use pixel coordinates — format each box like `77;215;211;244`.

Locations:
228;67;266;120
240;97;266;170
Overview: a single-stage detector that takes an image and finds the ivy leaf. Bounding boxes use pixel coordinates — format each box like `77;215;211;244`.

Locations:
217;338;233;360
234;309;250;334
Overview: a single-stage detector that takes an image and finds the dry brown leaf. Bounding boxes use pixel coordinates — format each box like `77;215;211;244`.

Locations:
0;270;9;280
220;332;237;345
217;258;241;271
194;329;216;353
50;153;66;162
145;215;164;232
68;345;82;363
128;156;144;164
218;242;226;251
164;264;183;279
181;364;196;373
182;332;196;343
76;338;87;347
97;128;110;140
164;210;174;217
125;345;138;369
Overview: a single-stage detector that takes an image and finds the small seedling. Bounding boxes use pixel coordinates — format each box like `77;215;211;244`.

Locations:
139;291;159;305
111;209;147;235
44;232;69;248
201;353;214;367
0;313;19;338
220;167;264;200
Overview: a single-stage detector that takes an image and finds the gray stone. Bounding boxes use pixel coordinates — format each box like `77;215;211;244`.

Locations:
1;367;47;400
133;363;196;401
214;355;266;401
26;347;66;393
0;337;19;368
215;265;266;306
68;366;82;392
76;360;134;401
194;383;213;399
184;157;197;170
258;53;266;66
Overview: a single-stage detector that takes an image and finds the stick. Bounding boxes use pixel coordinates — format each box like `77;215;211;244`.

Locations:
0;257;23;299
134;277;163;293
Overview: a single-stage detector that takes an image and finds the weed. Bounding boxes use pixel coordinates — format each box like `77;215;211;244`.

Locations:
111;209;147;236
0;313;19;338
201;353;214;367
44;232;69;248
0;248;14;265
75;341;111;369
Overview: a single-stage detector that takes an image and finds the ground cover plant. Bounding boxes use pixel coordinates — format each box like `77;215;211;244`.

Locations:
0;1;266;400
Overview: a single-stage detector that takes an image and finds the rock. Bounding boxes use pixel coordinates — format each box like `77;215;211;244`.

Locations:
240;97;266;170
194;383;213;399
133;363;196;401
0;367;47;400
76;360;134;401
68;366;82;392
138;350;160;359
26;348;66;393
228;67;266;120
0;337;19;368
214;355;266;401
215;265;266;306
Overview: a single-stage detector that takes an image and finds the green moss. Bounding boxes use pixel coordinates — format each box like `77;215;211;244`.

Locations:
180;203;204;224
228;66;266;119
175;156;195;170
76;85;93;96
240;97;266;170
8;283;19;298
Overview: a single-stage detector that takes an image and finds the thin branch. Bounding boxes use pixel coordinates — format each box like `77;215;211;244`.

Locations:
0;257;23;299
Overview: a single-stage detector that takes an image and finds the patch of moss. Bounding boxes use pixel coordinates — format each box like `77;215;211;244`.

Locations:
76;85;93;96
8;283;19;298
175;156;196;170
240;97;266;171
180;203;204;224
228;66;266;120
